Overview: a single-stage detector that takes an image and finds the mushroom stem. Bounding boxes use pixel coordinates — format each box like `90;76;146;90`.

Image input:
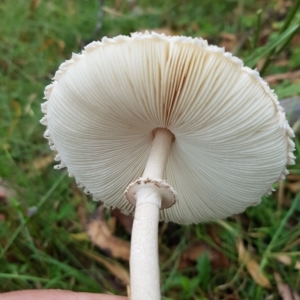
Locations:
142;128;174;178
130;201;160;300
130;128;174;300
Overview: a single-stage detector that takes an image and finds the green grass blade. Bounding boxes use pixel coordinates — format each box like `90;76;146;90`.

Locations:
244;24;300;68
260;193;300;271
0;172;67;258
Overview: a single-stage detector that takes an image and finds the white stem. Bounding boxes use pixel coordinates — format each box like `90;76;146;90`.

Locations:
142;128;174;179
130;199;160;300
130;128;173;300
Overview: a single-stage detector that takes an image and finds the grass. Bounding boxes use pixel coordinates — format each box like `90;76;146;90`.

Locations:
0;0;300;299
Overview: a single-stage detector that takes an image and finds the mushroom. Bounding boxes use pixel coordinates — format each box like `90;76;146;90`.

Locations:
41;32;295;299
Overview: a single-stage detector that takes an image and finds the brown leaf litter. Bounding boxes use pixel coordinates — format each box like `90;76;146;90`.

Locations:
237;238;271;289
86;206;130;261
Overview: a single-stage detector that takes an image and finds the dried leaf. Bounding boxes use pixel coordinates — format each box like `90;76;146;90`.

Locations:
66;1;75;15
190;21;200;33
33;155;54;171
140;27;178;36
274;272;299;300
25;154;54;177
107;216;117;234
30;0;41;12
112;208;133;234
114;0;122;10
0;213;6;222
292;34;300;47
286;181;300;193
273;254;300;270
86;214;130;261
219;33;237;52
8;100;22;137
38;39;55;52
282;238;300;252
73;183;87;228
179;241;229;269
70;232;89;241
287;174;300;181
237;239;271;288
274;0;293;15
0;188;8;203
264;70;300;85
127;285;131;300
57;40;65;51
81;249;130;285
76;201;87;228
207;224;223;245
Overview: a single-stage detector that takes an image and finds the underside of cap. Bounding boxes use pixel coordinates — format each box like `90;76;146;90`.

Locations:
41;32;295;224
125;178;177;209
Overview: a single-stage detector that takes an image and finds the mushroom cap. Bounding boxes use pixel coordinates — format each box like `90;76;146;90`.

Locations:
41;32;295;224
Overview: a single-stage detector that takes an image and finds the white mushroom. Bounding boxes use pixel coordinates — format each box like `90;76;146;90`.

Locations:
41;32;295;300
